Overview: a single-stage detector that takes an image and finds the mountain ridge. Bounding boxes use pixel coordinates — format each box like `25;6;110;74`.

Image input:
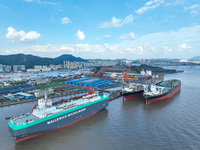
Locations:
189;56;200;61
0;54;87;68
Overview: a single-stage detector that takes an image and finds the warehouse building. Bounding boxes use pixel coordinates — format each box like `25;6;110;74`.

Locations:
15;92;35;99
64;78;118;88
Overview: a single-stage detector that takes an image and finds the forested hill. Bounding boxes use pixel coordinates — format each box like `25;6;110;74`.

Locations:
0;54;87;68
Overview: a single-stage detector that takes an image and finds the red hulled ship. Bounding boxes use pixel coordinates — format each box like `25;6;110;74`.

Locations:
143;79;181;104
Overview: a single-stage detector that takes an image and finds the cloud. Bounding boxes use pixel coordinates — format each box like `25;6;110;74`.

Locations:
129;32;137;39
75;44;104;52
136;0;199;16
120;32;137;39
61;17;72;24
0;4;7;8
119;35;126;39
6;27;40;43
104;35;111;39
4;25;200;59
185;4;200;16
6;27;25;39
136;0;165;15
162;43;192;53
178;43;191;50
76;30;85;40
58;9;63;12
20;31;41;42
163;46;173;52
165;0;185;6
124;46;144;55
5;43;105;56
116;25;200;58
24;0;57;5
96;37;100;40
99;14;134;28
104;43;118;51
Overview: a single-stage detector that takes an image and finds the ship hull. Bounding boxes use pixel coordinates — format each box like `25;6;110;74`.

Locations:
145;84;181;104
120;90;144;100
9;98;109;143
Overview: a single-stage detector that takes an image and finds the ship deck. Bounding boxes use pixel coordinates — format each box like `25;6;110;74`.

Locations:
156;79;180;88
10;94;108;126
144;79;181;99
13;114;39;125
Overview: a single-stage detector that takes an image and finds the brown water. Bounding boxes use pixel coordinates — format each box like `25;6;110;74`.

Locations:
1;66;200;150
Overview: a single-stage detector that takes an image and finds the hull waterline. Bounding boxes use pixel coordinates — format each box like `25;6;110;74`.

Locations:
145;85;181;104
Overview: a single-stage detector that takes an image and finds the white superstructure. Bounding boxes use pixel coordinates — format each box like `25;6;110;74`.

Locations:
143;85;165;96
32;93;105;119
122;83;143;93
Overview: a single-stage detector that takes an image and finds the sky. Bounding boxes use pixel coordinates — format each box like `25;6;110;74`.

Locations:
0;0;200;60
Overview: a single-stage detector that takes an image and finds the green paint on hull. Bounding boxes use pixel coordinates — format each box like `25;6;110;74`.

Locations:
8;96;109;130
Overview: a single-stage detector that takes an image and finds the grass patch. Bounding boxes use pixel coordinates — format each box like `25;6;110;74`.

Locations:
37;83;63;89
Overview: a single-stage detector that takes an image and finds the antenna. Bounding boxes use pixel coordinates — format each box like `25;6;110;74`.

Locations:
45;92;47;100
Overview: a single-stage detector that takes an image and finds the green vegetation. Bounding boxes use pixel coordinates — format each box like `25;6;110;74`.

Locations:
51;78;66;83
93;64;177;74
131;64;177;74
37;83;64;89
92;66;101;73
0;54;87;69
190;56;200;61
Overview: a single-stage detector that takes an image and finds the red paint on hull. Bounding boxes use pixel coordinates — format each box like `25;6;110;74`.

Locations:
0;76;10;79
15;110;102;143
123;93;143;100
146;85;181;104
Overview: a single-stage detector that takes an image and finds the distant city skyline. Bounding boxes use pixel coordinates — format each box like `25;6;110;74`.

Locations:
0;0;200;59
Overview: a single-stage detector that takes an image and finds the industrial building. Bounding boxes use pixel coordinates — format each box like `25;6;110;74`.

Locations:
34;88;54;98
64;78;118;88
0;84;37;96
15;92;35;99
4;94;16;101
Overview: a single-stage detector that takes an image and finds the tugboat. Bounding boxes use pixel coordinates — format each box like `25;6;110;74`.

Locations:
143;79;181;104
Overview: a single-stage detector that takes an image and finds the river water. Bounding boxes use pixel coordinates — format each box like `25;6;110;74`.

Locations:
1;66;200;150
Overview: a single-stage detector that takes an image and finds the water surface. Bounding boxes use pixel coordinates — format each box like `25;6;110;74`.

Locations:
1;66;200;150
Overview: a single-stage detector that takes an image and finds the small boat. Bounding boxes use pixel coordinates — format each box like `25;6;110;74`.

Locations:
20;75;29;77
143;79;181;104
5;116;13;120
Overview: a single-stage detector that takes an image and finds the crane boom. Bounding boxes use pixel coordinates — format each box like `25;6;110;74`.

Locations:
122;66;126;75
77;78;94;94
135;65;141;73
102;67;109;78
128;62;132;74
124;62;132;83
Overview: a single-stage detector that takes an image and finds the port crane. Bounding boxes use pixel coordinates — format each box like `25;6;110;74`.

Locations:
123;62;132;83
122;65;127;76
101;67;109;78
77;78;94;94
94;72;100;78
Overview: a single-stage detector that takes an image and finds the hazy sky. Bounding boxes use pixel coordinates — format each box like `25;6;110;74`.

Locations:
0;0;200;60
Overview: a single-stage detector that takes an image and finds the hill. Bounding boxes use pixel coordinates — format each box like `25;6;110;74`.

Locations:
55;54;86;62
93;64;177;74
0;54;87;68
189;56;200;61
